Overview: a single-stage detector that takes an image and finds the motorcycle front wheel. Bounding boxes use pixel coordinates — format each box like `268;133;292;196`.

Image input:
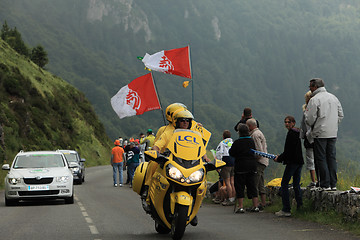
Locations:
171;204;189;240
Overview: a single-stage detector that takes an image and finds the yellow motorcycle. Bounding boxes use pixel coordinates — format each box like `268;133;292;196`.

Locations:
133;129;225;240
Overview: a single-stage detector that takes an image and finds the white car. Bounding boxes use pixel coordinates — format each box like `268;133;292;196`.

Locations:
2;150;74;206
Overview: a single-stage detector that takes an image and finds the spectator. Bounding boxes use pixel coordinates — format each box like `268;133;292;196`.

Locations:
140;129;156;150
274;116;304;217
139;133;146;162
300;91;317;188
215;130;236;206
111;140;125;187
305;78;344;191
127;142;140;188
234;107;259;132
124;140;132;185
230;123;259;214
246;118;269;210
118;137;123;147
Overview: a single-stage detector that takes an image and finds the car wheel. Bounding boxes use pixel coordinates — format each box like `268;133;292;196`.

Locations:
64;194;74;204
77;178;82;185
5;197;18;206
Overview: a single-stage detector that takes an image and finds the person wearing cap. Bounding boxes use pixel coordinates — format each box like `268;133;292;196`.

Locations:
111;140;125;187
304;78;344;191
140;129;155;151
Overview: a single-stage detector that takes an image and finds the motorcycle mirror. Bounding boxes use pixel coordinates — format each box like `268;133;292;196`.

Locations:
144;150;168;166
204;158;226;172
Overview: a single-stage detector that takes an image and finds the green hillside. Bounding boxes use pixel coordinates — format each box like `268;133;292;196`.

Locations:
2;0;360;183
0;38;112;187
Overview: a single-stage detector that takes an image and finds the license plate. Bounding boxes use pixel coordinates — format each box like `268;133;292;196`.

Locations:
28;185;49;191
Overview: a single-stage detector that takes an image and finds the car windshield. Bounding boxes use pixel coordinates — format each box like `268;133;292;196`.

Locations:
62;153;79;163
13;154;66;168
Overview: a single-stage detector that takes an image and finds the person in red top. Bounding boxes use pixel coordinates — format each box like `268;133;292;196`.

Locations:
111;140;125;187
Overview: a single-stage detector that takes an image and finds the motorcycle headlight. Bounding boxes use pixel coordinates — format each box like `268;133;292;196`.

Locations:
55;176;70;183
8;177;21;185
188;169;204;183
167;164;183;181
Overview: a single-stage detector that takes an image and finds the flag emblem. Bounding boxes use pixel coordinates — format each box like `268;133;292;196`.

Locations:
159;55;174;73
126;89;141;110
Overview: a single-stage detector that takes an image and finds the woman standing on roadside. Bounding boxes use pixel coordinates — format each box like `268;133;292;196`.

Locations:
274;116;304;217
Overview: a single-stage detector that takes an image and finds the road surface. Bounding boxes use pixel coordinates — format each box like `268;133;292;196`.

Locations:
0;165;358;240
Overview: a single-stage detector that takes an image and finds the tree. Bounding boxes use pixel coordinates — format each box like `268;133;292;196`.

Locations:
31;45;48;68
1;22;29;56
0;21;10;40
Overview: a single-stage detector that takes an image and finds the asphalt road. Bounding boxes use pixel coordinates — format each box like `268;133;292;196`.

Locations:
0;165;359;240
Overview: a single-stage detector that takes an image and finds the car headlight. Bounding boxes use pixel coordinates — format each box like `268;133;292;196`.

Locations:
188;169;204;183
167;164;183;181
71;167;80;172
8;177;21;185
55;176;70;183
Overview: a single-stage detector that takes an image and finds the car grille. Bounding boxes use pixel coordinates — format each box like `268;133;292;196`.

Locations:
18;190;60;196
24;178;53;184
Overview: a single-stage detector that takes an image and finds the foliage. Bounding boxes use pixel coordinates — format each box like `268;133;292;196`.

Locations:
0;37;113;188
30;45;48;68
2;0;360;182
1;21;48;68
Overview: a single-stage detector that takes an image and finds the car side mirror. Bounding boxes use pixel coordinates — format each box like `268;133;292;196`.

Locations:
81;158;86;162
2;164;10;170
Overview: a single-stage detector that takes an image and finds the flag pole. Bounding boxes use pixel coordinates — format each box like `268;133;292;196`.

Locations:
151;72;166;125
188;45;194;114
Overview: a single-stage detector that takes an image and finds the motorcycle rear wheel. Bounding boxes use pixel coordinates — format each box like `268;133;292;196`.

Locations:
155;221;171;234
171;204;188;240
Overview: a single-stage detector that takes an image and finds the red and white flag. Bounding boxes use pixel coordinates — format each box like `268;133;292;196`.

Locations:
111;73;161;119
142;46;192;79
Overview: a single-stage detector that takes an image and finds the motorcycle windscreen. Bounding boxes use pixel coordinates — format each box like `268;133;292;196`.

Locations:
167;129;206;160
190;121;211;149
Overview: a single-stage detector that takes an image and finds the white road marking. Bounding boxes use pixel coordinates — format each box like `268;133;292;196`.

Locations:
89;225;99;234
85;217;93;224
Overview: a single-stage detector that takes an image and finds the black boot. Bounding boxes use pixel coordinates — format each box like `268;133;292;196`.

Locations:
190;216;198;226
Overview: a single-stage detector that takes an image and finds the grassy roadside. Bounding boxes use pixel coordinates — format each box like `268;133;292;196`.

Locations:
204;171;360;238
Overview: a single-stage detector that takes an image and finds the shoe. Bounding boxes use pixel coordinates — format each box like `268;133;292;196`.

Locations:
129;184;132;188
119;184;122;187
322;187;331;191
114;184;117;187
331;187;337;191
258;204;265;211
234;208;245;214
190;216;198;226
248;207;260;212
222;199;235;206
142;198;151;213
212;198;222;204
307;182;317;188
275;210;291;217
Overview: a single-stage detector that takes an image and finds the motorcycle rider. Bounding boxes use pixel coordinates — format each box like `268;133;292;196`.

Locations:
154;103;187;142
142;104;187;198
143;109;194;199
152;109;194;153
